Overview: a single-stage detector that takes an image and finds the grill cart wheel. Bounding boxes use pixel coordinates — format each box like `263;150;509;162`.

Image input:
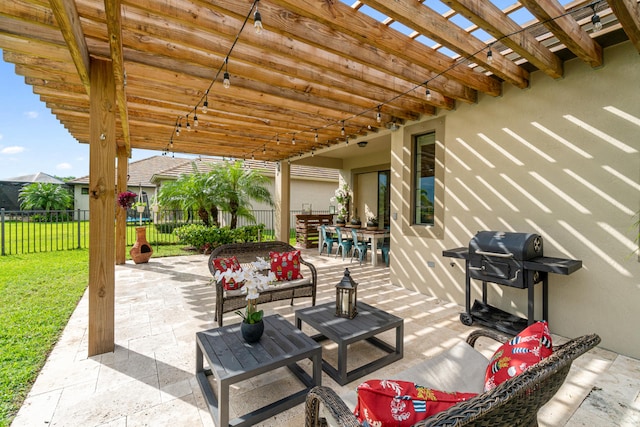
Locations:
460;312;474;326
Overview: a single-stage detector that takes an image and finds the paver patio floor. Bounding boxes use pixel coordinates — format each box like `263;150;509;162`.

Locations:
11;250;640;426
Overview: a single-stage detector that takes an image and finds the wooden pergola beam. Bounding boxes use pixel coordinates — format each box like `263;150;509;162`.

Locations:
48;0;91;94
104;0;131;155
609;0;640;53
520;0;603;67
361;0;530;88
442;0;564;79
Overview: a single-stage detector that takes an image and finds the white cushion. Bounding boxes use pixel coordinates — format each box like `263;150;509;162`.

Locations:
223;277;312;297
340;340;489;411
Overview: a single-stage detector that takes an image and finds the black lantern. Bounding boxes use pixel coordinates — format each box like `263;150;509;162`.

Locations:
336;268;358;319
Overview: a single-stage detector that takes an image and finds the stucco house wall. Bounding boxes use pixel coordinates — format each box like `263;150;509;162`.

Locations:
388;42;639;358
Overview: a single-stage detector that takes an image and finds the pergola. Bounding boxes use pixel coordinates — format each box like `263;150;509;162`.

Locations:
1;0;639;355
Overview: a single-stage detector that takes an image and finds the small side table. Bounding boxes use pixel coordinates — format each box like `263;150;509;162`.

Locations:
196;314;322;427
295;302;403;386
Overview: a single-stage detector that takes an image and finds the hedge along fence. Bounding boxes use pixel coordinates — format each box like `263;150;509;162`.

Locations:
0;208;322;255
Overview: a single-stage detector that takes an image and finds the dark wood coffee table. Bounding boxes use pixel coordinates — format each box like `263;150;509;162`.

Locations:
295;301;403;386
196;314;322;427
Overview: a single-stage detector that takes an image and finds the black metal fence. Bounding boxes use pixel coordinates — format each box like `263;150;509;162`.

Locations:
0;208;329;255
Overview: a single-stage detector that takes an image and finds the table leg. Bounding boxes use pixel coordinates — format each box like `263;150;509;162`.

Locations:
218;379;229;427
337;340;348;384
318;231;323;254
371;236;378;267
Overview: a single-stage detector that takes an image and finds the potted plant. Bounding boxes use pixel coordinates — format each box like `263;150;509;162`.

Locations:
350;208;361;228
216;258;275;343
331;184;351;224
117;191;138;209
366;215;379;230
133;201;146;213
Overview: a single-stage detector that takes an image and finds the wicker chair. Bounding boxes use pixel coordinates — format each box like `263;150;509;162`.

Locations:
208;241;317;327
305;329;601;427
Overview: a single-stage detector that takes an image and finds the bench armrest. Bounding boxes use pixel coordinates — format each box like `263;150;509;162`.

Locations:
305;386;361;427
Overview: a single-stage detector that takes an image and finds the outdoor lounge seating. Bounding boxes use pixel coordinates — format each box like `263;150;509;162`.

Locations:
305;329;601;427
208;241;317;326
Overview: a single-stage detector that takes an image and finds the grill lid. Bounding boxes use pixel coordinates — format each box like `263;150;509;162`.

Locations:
469;231;543;261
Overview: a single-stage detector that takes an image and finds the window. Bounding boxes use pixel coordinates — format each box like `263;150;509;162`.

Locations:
81;187;89;195
414;132;435;226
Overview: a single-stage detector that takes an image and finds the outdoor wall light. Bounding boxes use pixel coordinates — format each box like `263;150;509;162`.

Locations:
357;141;368;148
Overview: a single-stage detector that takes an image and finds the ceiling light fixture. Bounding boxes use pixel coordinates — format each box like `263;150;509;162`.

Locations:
357;141;368;148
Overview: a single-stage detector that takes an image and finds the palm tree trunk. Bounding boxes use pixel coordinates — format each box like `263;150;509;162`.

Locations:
210;206;219;227
198;207;210;226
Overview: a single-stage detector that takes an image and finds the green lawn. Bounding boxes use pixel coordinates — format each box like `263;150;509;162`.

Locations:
0;250;89;426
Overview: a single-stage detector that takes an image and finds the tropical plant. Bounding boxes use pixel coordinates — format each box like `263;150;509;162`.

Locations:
330;183;351;220
117;191;138;209
215;160;273;229
18;182;73;211
157;162;222;227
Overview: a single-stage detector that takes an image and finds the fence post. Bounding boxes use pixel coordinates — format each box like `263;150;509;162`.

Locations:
77;209;81;249
1;208;5;256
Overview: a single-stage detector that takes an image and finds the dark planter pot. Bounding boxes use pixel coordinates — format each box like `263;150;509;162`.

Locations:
336;219;346;226
241;320;264;343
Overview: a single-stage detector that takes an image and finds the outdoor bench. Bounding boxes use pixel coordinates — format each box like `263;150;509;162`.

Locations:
208;241;317;327
305;328;600;426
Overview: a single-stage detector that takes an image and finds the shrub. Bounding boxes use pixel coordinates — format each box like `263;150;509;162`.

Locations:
154;222;185;234
173;224;267;252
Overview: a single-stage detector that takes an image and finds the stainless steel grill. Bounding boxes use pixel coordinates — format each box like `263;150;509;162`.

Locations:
443;231;581;335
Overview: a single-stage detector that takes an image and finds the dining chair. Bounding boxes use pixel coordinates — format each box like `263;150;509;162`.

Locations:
334;227;353;260
320;225;336;255
350;228;369;265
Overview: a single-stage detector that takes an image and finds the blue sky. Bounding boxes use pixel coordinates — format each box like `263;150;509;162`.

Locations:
0;56;164;180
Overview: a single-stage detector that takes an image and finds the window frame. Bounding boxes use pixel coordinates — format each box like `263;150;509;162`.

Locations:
400;117;445;240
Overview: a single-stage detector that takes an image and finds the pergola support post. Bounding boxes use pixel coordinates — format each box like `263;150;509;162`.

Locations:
274;161;291;243
88;57;116;356
115;147;128;265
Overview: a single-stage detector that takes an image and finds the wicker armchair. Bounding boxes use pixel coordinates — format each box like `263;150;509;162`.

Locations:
305;329;601;427
208;241;317;327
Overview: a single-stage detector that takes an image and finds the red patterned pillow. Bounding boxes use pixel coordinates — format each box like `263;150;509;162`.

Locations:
354;379;477;426
484;321;553;391
269;250;304;281
211;256;244;290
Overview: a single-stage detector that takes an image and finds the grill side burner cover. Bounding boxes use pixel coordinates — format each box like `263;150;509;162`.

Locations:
469;231;543;260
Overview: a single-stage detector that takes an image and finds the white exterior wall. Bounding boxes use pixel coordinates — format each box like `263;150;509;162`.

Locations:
389;42;640;358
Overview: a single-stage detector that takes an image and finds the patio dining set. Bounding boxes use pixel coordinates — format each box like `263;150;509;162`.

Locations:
318;224;391;266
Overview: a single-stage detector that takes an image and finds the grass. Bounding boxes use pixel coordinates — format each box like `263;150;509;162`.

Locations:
0;250;89;427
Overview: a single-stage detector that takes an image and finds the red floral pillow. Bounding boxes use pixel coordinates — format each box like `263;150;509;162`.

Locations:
354;379;477;426
211;256;244;290
484;321;553;391
269;250;304;281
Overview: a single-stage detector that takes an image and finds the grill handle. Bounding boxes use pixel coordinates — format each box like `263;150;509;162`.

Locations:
475;250;514;259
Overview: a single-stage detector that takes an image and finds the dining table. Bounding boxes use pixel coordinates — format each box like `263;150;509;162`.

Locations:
318;225;390;267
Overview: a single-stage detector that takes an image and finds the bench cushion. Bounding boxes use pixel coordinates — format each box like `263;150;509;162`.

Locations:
223;277;312;297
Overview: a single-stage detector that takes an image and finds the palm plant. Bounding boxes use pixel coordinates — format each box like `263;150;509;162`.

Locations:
18;182;73;211
216;161;273;229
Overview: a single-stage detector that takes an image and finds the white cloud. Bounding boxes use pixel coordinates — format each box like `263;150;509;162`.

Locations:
25;111;39;119
56;162;72;170
1;146;25;155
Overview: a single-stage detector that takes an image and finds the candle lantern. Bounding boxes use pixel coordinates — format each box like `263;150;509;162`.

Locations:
335;268;358;319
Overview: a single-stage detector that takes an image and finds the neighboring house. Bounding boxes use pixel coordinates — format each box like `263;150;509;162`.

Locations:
69;155;339;219
0;173;68;210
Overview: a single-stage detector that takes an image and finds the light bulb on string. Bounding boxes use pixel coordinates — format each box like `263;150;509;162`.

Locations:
186;115;191;131
487;46;493;64
223;58;230;89
254;4;263;34
314;130;318;143
591;5;602;32
292;136;296;145
425;88;432;101
376;105;381;123
276;134;280;145
341;121;345;136
202;95;208;114
193;114;198;127
262;145;266;155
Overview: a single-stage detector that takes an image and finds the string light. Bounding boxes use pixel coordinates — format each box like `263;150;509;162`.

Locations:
202;93;208;114
193;114;198;127
186;115;191;131
292;135;296;145
590;4;602;32
168;0;605;161
254;0;263;34
223;58;231;89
